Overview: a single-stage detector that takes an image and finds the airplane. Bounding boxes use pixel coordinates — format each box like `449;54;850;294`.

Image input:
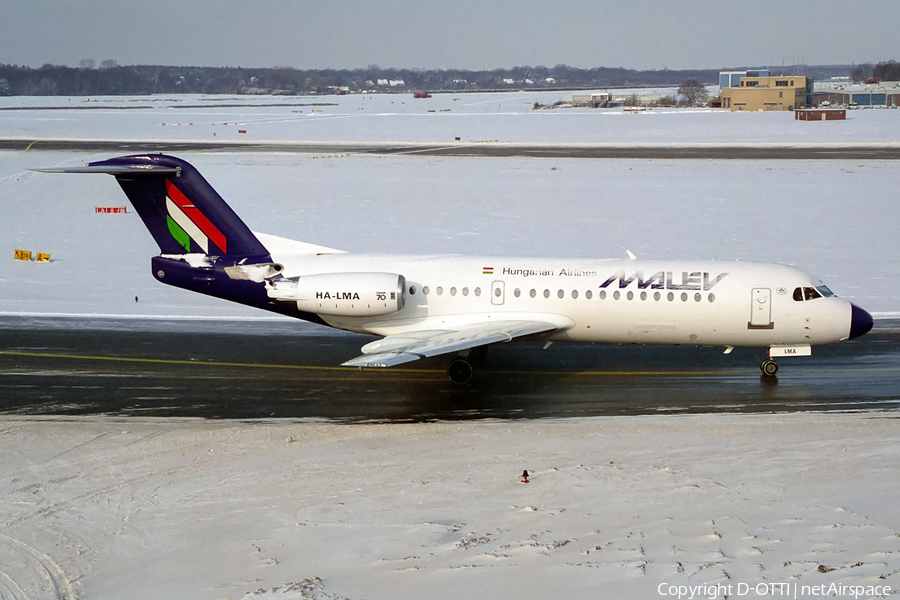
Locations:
37;154;874;384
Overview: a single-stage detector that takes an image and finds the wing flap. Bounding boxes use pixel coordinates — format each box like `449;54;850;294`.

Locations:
342;352;423;368
341;319;562;368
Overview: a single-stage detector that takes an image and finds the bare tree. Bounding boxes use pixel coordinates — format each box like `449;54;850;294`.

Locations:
677;79;707;106
654;95;676;107
850;63;872;83
79;58;96;69
873;60;900;82
99;59;118;70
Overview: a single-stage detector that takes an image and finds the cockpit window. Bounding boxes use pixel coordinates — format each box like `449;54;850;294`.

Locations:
793;286;830;301
816;285;834;298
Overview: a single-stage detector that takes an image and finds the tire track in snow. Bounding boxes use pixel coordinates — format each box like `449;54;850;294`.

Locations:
7;445;247;528
2;426;264;600
47;432;111;462
0;532;76;600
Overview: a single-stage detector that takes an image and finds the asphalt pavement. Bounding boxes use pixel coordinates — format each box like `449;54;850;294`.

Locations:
2;317;897;421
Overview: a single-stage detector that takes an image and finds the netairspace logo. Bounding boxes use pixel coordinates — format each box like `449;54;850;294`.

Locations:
657;581;892;599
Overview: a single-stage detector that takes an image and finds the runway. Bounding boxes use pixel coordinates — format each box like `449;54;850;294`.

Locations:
5;137;900;159
2;316;898;421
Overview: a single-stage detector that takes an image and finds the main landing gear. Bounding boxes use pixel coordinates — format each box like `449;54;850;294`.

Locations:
447;346;488;385
447;358;475;385
760;357;779;377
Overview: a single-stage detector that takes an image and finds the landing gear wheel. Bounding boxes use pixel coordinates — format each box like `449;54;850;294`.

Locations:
448;358;475;385
760;358;779;377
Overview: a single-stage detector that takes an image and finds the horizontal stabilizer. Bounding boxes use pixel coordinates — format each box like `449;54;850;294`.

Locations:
33;165;180;175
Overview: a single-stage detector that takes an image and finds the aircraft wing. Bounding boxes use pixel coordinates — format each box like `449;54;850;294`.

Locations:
341;319;564;368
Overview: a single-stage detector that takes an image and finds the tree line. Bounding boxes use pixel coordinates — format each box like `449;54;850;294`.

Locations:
0;62;865;96
851;61;900;83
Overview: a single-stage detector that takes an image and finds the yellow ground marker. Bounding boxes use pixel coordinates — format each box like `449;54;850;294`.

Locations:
1;350;751;377
4;350;892;377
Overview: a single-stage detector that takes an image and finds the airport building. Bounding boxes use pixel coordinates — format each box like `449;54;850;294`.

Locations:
562;91;614;108
813;82;900;107
719;70;811;111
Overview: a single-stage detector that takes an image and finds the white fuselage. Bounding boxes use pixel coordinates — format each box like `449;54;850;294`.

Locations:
272;251;854;349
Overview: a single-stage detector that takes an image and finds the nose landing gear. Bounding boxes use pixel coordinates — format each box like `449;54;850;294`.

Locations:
760;358;779;377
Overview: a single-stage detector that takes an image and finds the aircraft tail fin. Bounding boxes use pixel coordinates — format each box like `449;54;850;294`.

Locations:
40;154;270;258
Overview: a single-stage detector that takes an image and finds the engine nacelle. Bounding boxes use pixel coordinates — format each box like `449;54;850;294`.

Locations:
286;272;406;317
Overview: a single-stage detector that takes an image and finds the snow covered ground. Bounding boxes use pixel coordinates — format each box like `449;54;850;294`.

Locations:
3;91;900;145
2;151;897;317
1;93;900;599
3;414;900;600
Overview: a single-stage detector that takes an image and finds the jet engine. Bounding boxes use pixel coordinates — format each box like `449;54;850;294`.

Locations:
267;272;406;317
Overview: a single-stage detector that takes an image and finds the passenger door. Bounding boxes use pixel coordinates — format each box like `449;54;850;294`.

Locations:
749;287;773;328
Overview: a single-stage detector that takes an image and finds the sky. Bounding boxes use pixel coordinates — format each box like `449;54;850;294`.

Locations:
1;0;897;71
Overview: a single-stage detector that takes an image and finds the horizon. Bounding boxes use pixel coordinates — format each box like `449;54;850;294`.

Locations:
2;61;868;73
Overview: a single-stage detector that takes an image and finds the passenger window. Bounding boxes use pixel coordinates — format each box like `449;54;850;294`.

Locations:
462;287;468;296
599;290;607;300
529;289;536;298
544;289;550;298
423;286;430;295
585;290;592;300
557;289;565;299
474;287;481;297
450;287;457;296
514;288;521;298
436;286;443;296
613;291;620;300
626;291;634;301
410;286;416;295
640;291;647;301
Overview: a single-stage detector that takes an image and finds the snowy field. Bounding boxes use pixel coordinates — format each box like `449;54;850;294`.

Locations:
2;152;898;317
3;414;900;600
3;91;900;145
2;93;900;599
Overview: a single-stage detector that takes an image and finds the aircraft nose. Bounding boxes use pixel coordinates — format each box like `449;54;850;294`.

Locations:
848;303;874;339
